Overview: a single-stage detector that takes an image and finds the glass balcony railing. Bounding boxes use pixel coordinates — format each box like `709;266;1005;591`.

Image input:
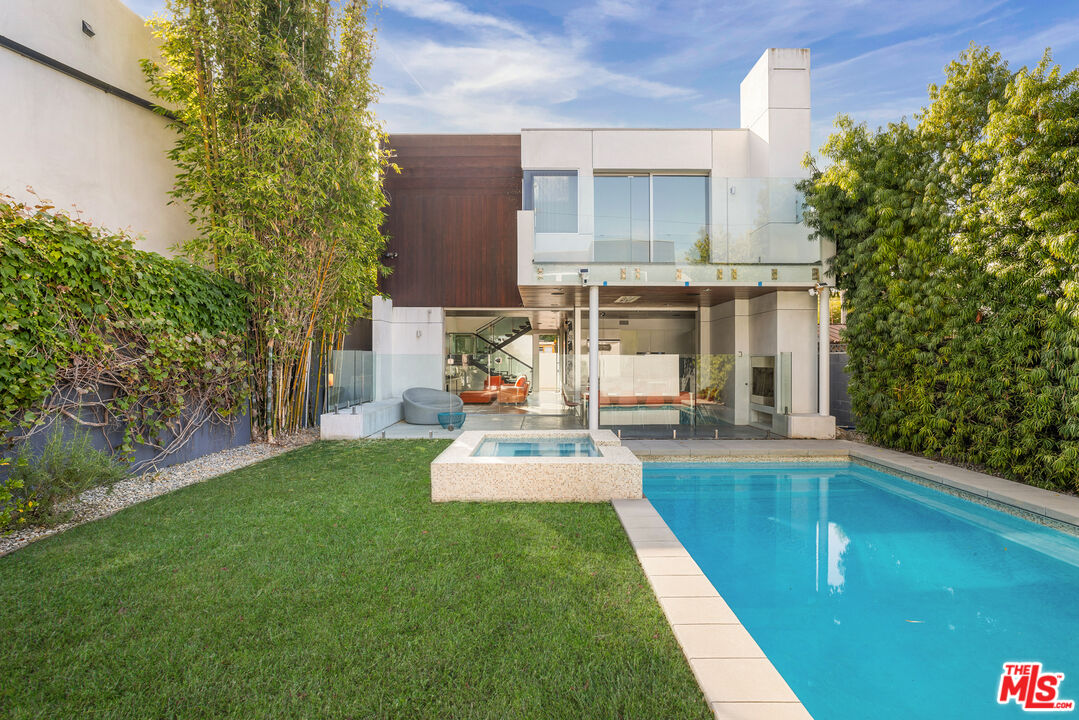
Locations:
529;176;819;266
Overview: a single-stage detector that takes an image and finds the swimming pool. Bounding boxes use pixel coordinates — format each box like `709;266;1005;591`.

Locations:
471;435;600;457
645;462;1079;719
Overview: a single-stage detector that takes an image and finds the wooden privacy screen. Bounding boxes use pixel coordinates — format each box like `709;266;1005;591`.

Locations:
380;134;523;308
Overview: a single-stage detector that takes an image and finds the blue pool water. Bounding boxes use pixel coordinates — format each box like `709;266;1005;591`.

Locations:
472;436;599;457
645;463;1079;719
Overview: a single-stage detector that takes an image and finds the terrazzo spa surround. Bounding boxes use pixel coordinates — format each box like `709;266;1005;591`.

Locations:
430;430;642;502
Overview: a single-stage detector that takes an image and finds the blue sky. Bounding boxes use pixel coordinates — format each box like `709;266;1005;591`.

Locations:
125;0;1079;154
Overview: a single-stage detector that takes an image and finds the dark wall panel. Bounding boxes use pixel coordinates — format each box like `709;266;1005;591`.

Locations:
381;134;523;308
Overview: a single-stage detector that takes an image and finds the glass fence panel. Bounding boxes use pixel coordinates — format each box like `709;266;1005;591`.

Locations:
580;354;735;434
726;177;814;264
777;351;793;415
326;350;375;411
531;176;814;267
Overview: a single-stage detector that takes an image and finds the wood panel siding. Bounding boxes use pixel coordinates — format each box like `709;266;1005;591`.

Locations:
380;134;523;308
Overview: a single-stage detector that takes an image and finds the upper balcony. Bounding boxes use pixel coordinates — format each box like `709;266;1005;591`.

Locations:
517;50;818;286
518;171;823;285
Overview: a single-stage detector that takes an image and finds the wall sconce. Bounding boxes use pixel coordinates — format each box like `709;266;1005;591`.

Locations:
82;20;95;37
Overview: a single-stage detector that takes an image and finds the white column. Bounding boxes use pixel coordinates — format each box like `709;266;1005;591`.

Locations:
588;284;600;430
733;298;750;425
819;286;830;416
573;305;582;398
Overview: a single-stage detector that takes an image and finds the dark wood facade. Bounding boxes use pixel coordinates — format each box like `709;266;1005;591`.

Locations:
380;134;523;308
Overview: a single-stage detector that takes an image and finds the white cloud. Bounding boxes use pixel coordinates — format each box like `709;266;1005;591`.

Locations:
383;0;529;38
376;2;697;132
998;19;1079;63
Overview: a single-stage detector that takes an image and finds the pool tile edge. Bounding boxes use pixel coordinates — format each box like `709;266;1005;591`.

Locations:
612;499;815;720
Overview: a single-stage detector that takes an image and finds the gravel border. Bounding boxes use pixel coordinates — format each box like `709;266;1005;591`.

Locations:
0;431;317;557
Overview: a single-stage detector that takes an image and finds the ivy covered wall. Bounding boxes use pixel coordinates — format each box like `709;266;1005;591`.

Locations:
1;197;250;468
801;46;1079;491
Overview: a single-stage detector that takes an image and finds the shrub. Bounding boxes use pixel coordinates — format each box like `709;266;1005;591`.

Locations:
0;196;250;466
801;46;1079;491
2;427;127;531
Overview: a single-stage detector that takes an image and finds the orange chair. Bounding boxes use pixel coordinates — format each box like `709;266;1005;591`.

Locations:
460;375;502;404
498;376;529;404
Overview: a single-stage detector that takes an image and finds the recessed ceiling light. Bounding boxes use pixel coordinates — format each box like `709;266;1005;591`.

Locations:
613;295;640;304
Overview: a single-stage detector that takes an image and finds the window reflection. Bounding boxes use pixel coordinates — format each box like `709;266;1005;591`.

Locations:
653;176;710;264
594;175;650;262
524;170;578;233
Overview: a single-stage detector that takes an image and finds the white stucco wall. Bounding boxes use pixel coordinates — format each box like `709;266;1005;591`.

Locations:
740;48;811;178
747;291;818;415
0;0;188;256
371;296;445;400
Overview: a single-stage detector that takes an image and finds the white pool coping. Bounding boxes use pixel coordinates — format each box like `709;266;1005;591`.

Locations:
613;498;812;720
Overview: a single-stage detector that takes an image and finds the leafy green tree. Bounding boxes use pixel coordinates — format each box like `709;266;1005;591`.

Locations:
801;44;1079;490
143;0;389;438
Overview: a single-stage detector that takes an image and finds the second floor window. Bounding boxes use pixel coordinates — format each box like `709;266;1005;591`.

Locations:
524;170;578;233
594;174;710;263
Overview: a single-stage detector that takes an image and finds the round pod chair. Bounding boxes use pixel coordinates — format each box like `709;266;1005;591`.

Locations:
402;387;464;425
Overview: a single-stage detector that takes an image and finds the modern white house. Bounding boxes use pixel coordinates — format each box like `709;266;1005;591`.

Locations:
371;48;836;439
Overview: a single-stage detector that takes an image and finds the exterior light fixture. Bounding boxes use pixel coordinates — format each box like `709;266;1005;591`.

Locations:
82;20;95;37
612;295;640;304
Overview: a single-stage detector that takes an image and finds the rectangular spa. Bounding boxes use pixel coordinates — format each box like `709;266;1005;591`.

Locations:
472;436;600;458
645;462;1079;719
431;430;641;502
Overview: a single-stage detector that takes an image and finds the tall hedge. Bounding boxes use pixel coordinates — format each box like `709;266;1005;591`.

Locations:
802;46;1079;491
0;197;249;465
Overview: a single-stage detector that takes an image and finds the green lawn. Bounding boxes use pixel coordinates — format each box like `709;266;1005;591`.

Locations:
0;440;710;719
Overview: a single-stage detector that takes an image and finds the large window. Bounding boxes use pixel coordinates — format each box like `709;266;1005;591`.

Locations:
594;175;650;262
593;174;709;263
523;170;578;233
653;175;710;264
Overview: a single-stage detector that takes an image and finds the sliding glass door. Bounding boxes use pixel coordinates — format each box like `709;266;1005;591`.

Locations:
593;174;709;263
593;175;650;262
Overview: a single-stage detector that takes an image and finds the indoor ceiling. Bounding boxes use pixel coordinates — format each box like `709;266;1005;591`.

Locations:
517;284;780;309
